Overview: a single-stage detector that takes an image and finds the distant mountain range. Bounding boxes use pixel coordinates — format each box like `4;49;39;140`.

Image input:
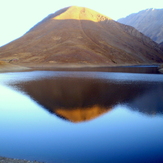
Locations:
118;8;163;44
0;6;163;67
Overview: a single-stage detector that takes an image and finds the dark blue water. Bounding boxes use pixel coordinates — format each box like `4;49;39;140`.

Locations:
0;69;163;163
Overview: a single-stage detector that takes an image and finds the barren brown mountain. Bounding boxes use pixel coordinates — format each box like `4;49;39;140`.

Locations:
0;6;163;67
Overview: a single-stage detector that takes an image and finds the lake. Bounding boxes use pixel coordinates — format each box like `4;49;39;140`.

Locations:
0;66;163;163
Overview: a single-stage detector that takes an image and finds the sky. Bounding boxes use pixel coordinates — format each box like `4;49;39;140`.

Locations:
0;0;163;47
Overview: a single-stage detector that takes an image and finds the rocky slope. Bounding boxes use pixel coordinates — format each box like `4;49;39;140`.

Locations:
118;8;163;44
0;6;163;67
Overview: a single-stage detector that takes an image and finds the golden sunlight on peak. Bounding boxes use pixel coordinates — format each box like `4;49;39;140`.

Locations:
53;6;111;22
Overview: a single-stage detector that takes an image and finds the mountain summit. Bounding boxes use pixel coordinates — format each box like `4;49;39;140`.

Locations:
0;6;163;66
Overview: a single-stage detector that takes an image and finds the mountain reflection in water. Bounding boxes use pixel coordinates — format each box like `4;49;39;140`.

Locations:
9;71;163;122
1;70;163;163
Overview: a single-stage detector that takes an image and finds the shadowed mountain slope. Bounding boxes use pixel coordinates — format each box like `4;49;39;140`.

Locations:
160;42;163;50
118;8;163;44
0;6;163;66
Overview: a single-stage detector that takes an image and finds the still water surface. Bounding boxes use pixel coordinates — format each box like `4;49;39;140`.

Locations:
0;68;163;163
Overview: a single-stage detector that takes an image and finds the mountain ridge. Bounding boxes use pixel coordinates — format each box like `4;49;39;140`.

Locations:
118;8;163;44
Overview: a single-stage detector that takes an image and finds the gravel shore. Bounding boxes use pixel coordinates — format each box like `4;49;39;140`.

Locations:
0;157;43;163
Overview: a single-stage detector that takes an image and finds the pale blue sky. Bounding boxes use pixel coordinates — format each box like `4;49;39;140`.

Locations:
0;0;162;47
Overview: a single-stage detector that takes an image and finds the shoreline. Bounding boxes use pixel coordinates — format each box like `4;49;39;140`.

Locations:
0;156;42;163
0;59;162;75
0;61;161;73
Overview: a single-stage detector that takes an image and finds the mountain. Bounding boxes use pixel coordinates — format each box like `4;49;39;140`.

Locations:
0;6;163;67
118;8;163;44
